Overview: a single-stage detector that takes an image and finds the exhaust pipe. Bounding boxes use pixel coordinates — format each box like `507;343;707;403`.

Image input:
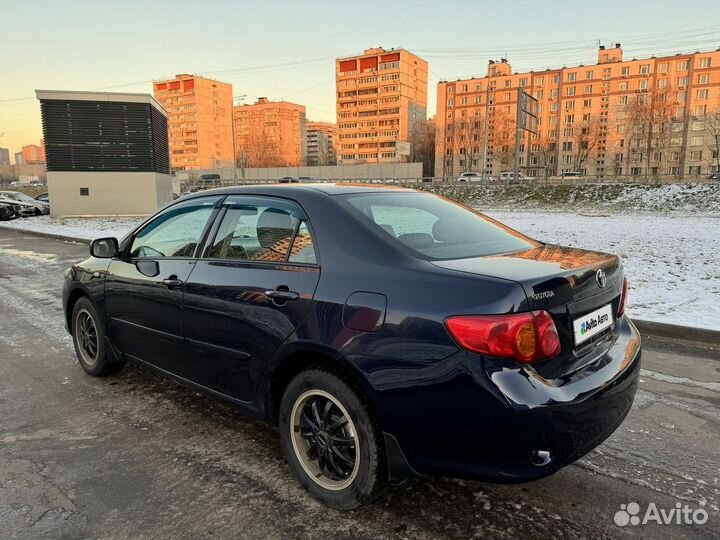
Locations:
531;449;552;467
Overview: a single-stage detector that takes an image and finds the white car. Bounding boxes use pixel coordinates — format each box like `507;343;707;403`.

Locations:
457;172;484;182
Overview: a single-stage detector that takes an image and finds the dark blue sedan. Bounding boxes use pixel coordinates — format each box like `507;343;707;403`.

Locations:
62;184;640;509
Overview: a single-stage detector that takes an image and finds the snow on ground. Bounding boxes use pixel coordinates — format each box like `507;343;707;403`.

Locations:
484;209;720;331
0;215;143;241
1;207;718;330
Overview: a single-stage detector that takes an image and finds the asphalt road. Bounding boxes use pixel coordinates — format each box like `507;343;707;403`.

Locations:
1;228;718;540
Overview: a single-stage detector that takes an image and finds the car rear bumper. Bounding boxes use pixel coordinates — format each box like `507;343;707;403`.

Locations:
366;316;641;483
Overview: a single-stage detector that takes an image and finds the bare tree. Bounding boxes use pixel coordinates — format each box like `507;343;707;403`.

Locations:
488;107;515;173
704;107;720;173
624;86;677;182
528;133;557;180
570;116;603;173
409;119;437;177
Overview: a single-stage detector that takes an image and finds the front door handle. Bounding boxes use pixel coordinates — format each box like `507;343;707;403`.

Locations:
265;289;300;302
162;276;184;290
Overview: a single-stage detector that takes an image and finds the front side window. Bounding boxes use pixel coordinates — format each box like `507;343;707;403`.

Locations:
340;192;539;260
208;197;315;264
129;197;220;258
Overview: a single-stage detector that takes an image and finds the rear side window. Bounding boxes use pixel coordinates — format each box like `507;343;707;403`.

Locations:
339;192;539;260
208;196;315;264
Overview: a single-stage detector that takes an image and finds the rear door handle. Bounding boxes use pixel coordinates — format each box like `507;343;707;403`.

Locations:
162;277;184;290
265;289;299;302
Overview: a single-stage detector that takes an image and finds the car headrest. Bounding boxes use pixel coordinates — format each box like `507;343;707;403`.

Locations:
432;218;467;242
397;232;434;249
257;208;295;249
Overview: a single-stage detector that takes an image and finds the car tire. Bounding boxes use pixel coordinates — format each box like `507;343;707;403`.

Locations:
279;368;387;510
71;297;125;377
0;206;12;221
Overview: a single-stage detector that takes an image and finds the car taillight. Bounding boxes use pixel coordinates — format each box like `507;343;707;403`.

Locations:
617;278;628;318
444;311;561;364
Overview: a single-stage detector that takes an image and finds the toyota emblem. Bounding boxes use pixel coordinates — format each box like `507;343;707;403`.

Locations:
596;269;607;288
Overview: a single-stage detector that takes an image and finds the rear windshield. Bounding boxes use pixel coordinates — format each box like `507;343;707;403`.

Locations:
339;192;539;260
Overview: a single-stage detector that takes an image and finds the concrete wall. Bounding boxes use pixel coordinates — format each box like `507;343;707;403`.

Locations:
180;162;423;182
47;171;173;217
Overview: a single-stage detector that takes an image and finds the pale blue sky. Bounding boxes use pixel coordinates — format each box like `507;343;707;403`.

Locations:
2;0;719;155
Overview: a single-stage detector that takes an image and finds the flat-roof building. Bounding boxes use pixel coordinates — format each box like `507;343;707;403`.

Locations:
36;89;172;217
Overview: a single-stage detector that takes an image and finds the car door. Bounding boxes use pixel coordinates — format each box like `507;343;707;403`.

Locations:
104;195;223;375
182;195;321;401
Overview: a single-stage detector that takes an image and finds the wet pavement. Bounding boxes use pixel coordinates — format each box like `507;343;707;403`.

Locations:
1;229;718;539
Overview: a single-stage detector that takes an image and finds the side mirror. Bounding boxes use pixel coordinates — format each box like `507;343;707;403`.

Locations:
89;237;119;258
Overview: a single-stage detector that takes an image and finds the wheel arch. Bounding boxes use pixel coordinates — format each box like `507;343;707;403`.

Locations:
65;286;91;331
264;342;380;428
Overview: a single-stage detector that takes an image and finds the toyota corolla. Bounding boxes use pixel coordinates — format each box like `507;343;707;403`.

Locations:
62;184;640;509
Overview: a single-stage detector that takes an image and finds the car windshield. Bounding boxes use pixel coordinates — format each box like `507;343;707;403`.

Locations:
339;192;540;260
2;192;34;202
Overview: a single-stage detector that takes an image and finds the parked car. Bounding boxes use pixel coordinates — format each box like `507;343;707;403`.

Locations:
63;184;639;510
0;202;21;221
0;191;50;216
457;172;484;182
298;176;317;183
198;173;221;184
35;192;50;203
708;171;720;181
549;171;584;181
278;176;299;183
499;172;529;184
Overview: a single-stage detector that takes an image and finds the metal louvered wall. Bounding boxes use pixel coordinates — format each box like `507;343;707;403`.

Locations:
40;99;170;174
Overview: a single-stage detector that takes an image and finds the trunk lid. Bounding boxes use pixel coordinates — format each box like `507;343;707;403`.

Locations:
432;244;624;377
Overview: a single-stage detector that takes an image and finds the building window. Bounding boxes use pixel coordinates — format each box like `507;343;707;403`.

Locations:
694;105;707;116
567;72;576;82
619;81;628;91
677;60;689;71
690;151;702;161
658;78;668;88
505;79;512;88
80;188;89;196
640;64;650;75
584;85;593;94
699;57;712;69
658;63;670;73
621;66;630;76
639;80;649;90
697;89;709;100
698;73;710;84
585;70;593;80
566;86;576;96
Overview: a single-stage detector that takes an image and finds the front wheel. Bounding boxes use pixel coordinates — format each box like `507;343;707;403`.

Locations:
279;369;387;509
71;297;125;376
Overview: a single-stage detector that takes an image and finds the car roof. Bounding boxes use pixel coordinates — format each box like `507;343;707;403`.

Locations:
180;182;417;201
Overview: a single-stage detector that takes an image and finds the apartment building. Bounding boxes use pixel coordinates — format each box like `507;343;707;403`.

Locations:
22;143;45;164
306;121;337;166
336;47;428;164
436;45;720;178
153;74;233;171
233;97;307;168
0;148;10;167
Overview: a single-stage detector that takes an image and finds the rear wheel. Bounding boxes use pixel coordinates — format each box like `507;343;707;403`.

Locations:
71;297;125;376
0;206;12;221
279;369;386;509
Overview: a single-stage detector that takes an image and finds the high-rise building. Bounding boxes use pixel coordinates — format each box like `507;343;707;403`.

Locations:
233;97;307;168
0;147;10;167
335;48;428;164
22;143;45;164
306;121;336;166
14;152;24;166
153;74;233;171
436;45;720;179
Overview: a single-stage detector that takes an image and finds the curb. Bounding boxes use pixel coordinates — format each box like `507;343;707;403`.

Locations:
0;224;90;245
633;319;720;347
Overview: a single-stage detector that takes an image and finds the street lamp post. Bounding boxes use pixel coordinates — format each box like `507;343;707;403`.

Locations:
232;95;247;182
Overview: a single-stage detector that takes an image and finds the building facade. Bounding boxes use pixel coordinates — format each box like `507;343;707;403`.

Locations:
153;74;234;171
306;121;336;166
37;90;172;216
233;97;307;168
336;48;428;164
22;143;45;164
436;45;720;179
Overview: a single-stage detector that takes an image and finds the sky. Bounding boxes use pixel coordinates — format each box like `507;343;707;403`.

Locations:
2;0;719;157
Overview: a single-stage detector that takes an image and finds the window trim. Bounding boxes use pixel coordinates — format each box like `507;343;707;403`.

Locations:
122;195;225;261
199;194;321;268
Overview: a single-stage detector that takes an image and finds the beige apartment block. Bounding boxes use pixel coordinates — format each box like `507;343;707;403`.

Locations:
336;48;428;164
234;98;307;167
436;45;720;179
154;74;234;171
